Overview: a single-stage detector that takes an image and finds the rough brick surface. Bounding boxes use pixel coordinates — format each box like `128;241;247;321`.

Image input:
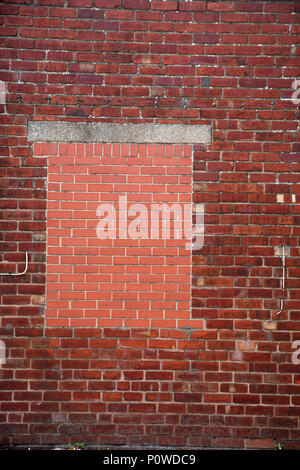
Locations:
0;0;300;450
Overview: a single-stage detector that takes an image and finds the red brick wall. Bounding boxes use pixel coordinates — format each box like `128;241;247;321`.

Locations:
1;0;300;449
44;141;196;329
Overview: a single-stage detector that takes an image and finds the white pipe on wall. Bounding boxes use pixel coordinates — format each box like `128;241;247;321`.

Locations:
0;252;28;276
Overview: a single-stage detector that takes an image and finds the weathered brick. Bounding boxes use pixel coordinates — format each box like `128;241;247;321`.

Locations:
1;0;299;451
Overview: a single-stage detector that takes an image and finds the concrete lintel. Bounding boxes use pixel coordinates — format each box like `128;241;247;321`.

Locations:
28;121;211;145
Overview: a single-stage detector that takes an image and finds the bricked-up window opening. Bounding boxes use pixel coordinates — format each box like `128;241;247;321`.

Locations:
44;141;194;328
30;122;211;329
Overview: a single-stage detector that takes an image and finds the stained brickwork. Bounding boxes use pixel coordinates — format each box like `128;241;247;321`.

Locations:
0;0;300;449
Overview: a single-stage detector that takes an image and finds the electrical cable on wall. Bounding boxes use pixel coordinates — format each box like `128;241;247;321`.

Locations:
276;246;286;316
0;252;28;276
